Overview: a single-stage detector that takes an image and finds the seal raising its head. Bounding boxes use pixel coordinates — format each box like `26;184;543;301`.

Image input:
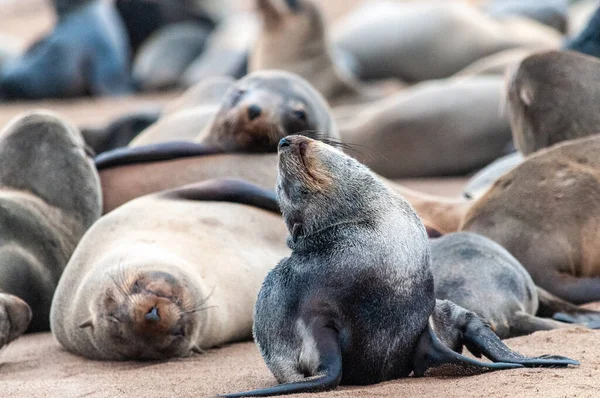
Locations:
222;136;577;397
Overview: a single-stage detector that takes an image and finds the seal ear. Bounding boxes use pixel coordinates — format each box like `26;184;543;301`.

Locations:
291;223;304;243
78;317;94;329
519;86;533;107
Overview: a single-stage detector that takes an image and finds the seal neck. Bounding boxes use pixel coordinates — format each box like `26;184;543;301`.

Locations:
287;218;375;252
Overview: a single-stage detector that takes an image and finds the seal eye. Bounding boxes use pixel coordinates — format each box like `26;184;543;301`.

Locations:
230;89;246;106
294;109;307;121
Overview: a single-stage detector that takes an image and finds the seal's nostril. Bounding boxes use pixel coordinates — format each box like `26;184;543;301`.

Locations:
145;306;160;323
278;138;291;149
247;104;262;121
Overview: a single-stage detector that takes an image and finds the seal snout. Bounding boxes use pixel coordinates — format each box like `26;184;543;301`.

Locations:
145;306;160;323
247;104;262;121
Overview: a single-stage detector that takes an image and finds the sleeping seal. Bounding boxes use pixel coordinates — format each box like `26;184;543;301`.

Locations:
507;50;600;155
50;179;289;360
250;0;402;107
0;0;131;100
0;111;102;347
431;232;600;339
338;76;512;178
221;135;577;397
331;1;560;83
461;134;600;304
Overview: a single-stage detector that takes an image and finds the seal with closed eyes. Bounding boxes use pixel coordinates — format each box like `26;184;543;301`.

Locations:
221;135;577;397
50;178;290;360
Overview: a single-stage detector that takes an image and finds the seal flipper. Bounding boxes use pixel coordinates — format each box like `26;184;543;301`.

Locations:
94;141;222;170
159;178;280;214
536;287;600;329
414;300;578;377
81;110;160;154
220;322;342;397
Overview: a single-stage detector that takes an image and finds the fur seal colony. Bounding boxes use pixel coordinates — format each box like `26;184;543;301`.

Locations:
50;178;289;360
222;135;577;397
0;0;131;99
431;232;600;339
461;134;600;304
0;111;102;345
96;71;469;232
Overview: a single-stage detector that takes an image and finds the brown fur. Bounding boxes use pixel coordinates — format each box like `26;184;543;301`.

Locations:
461;134;600;304
251;0;402;107
507;50;600;155
51;180;290;360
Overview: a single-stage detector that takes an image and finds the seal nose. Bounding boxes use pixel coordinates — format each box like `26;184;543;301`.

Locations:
247;104;262;121
145;306;160;323
278;137;291;150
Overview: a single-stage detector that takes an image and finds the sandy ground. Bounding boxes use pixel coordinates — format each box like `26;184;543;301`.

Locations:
2;1;600;398
1;327;599;398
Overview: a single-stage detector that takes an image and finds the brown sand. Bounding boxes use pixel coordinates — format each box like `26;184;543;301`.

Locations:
1;327;599;398
2;2;599;398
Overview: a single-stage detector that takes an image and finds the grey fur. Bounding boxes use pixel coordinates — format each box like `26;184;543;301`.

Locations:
431;232;600;339
0;111;101;342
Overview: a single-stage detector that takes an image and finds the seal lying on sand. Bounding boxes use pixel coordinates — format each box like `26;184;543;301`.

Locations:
461;134;600;304
0;111;102;347
431;232;600;339
131;70;337;150
507;50;600;155
0;0;131;100
251;0;401;107
338;76;512;178
96;71;469;232
222;135;577;397
50;179;289;360
332;1;560;83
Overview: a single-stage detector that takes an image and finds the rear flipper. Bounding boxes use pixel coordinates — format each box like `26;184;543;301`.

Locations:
536;287;600;329
220;318;342;397
413;300;579;377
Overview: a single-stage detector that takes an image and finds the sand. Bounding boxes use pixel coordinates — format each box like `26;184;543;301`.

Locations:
1;1;600;398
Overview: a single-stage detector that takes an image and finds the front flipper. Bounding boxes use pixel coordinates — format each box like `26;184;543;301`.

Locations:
536;287;600;329
94;141;221;170
0;292;32;348
413;300;579;377
159;178;280;214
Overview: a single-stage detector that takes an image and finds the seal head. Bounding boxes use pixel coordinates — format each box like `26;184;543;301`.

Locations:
199;70;338;153
82;265;205;359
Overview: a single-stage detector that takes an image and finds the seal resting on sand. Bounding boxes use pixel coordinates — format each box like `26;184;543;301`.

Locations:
222;135;577;397
0;110;102;347
431;232;600;339
50;179;289;360
461;134;600;304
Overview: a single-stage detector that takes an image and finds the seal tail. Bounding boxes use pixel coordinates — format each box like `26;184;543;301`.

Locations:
220;325;342;397
413;300;579;377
